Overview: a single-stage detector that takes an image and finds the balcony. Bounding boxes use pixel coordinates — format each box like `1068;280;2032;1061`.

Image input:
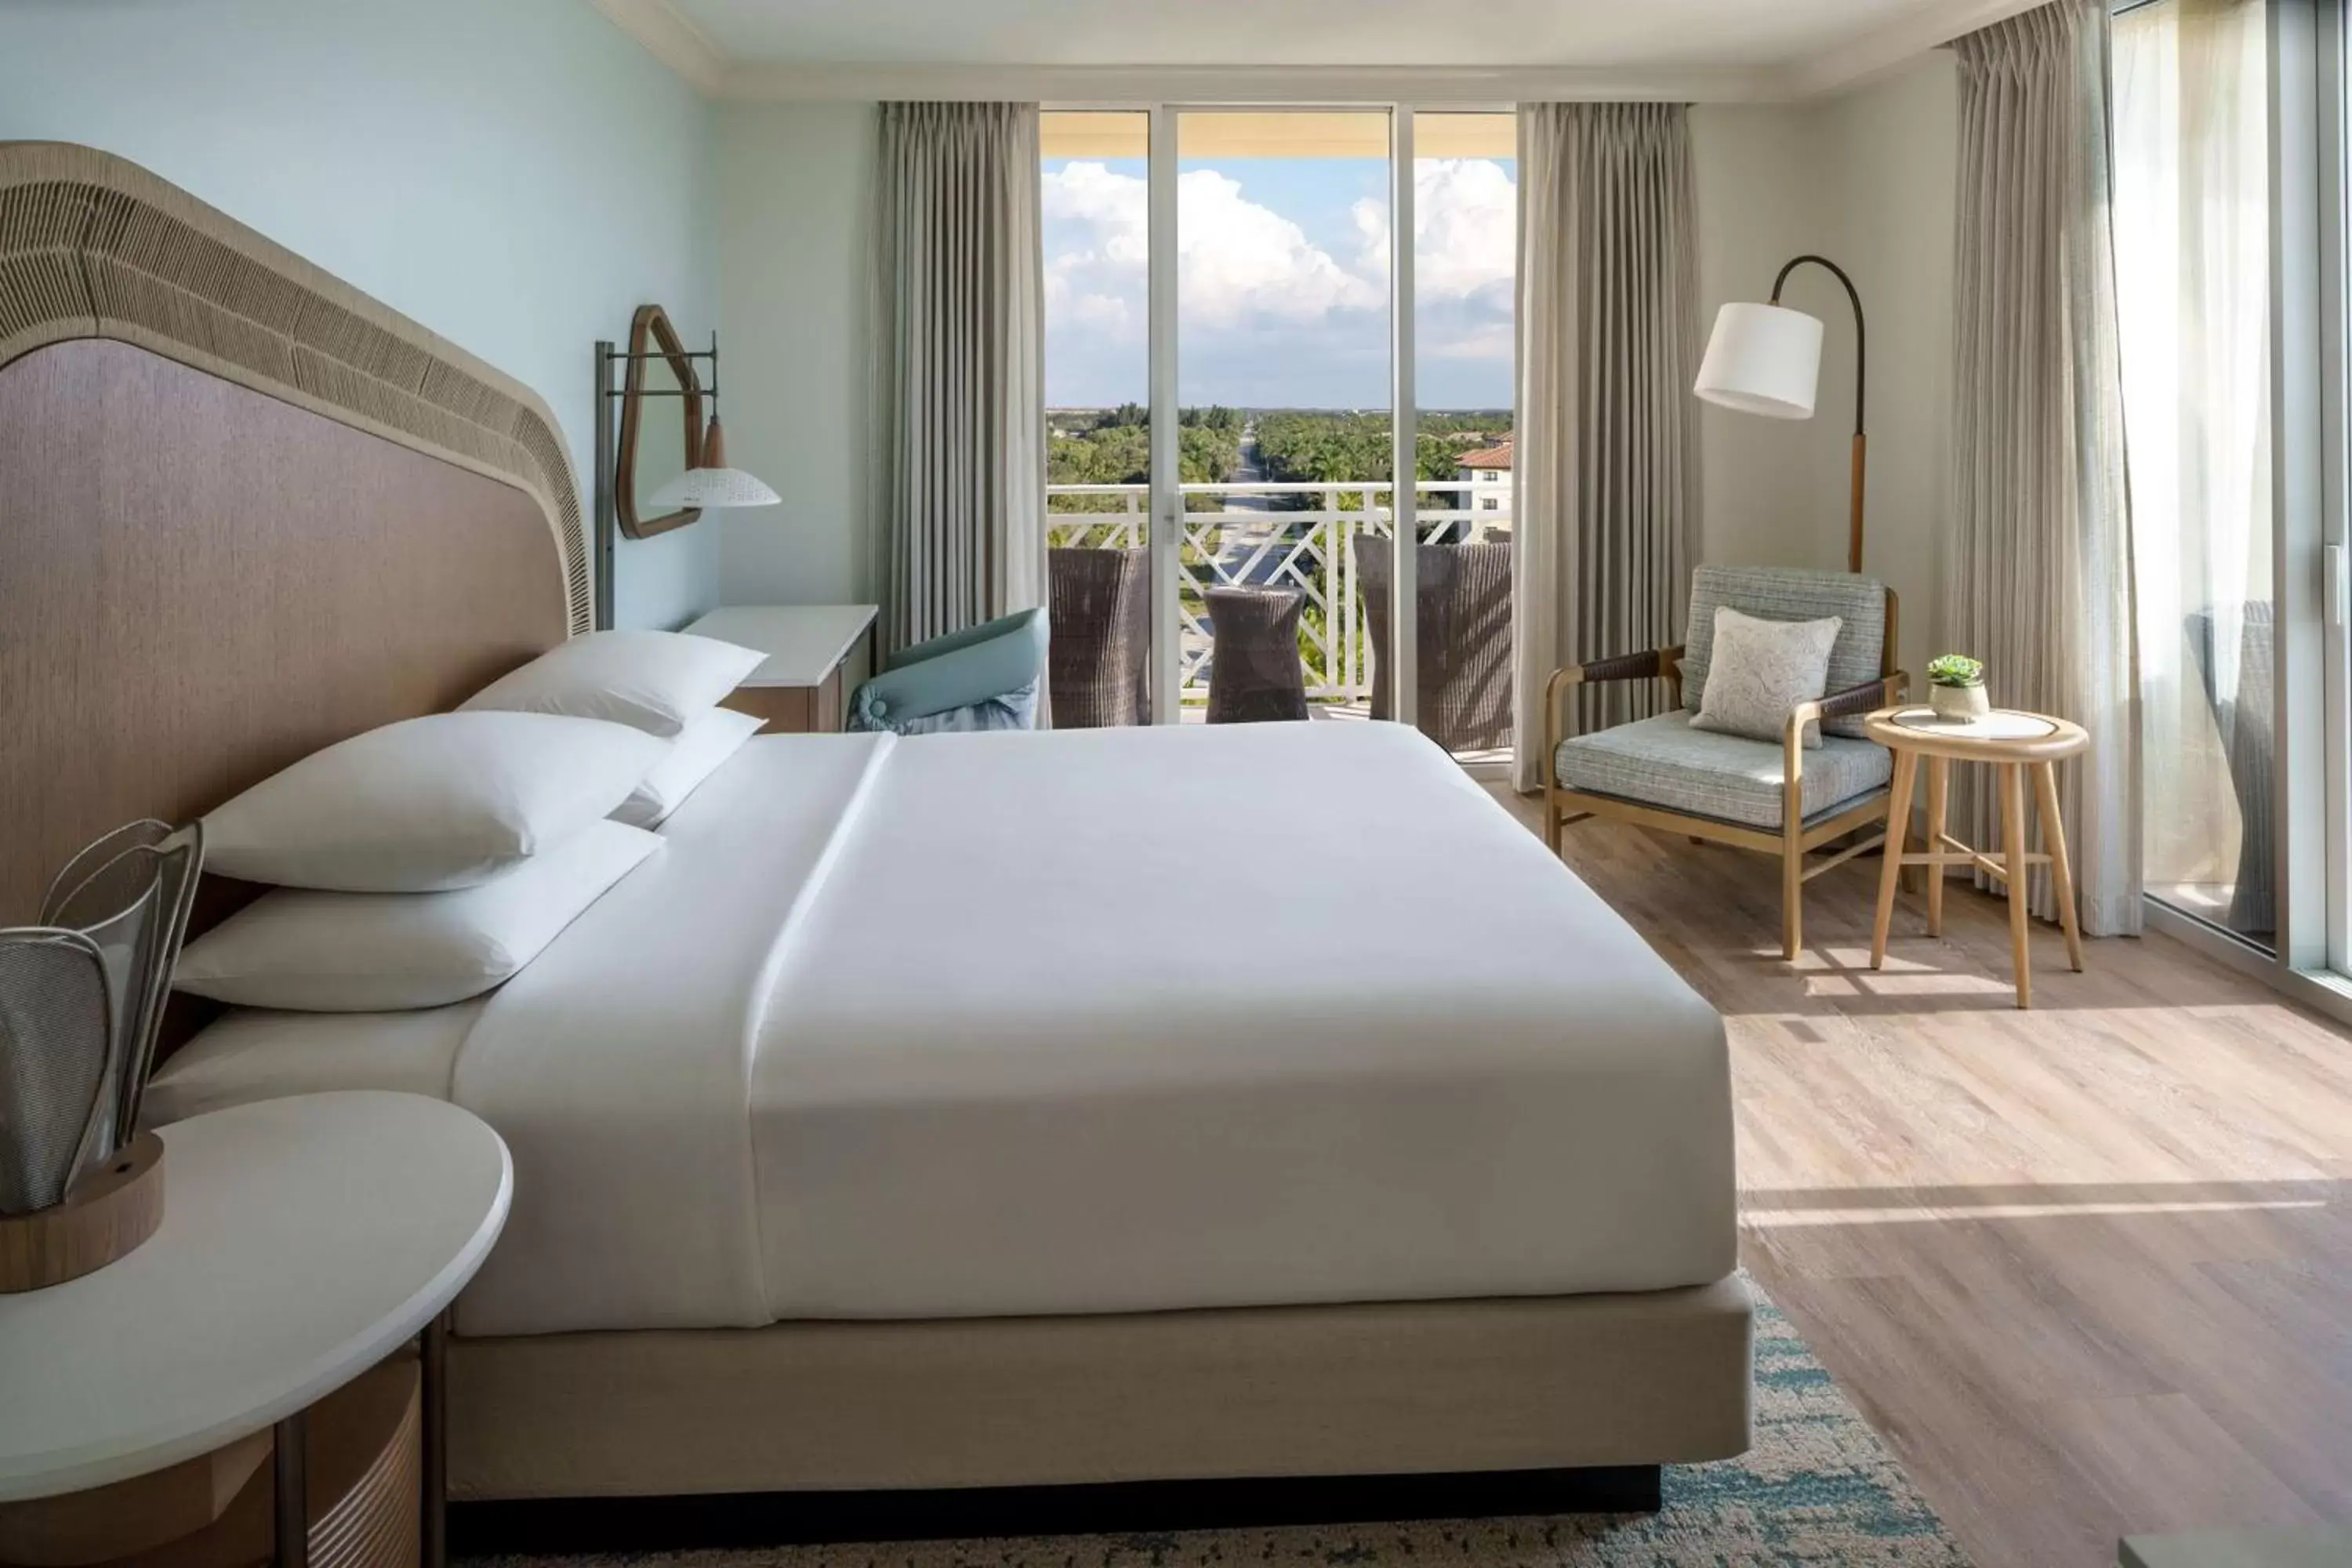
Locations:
1044;481;1512;739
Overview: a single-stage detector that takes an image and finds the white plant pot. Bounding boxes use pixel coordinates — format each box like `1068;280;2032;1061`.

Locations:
1929;682;1990;722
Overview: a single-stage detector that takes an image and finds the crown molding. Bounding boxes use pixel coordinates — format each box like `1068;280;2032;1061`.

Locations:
590;0;2038;106
1788;0;2044;96
711;61;1796;104
589;0;728;95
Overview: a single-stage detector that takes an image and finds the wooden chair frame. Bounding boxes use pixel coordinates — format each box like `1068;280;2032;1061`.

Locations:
1542;590;1908;960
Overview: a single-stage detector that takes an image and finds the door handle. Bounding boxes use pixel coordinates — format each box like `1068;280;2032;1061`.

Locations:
2330;543;2347;631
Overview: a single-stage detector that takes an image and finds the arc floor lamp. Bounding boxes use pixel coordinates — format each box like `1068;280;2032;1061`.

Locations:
1693;253;1868;575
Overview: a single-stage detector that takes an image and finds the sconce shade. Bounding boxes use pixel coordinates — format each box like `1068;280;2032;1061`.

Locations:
648;416;782;510
1694;302;1824;419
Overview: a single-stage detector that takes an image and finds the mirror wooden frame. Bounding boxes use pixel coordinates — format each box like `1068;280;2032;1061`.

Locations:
615;303;707;539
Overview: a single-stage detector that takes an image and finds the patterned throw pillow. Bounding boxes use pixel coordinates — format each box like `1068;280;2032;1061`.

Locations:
1689;606;1844;749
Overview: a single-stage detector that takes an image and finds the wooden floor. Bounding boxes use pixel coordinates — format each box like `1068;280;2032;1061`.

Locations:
1487;786;2352;1567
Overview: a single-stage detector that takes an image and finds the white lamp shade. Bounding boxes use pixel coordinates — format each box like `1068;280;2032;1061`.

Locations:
648;466;782;510
1693;301;1824;419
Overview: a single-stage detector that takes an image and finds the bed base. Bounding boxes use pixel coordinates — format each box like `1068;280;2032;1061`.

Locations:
451;1465;1664;1553
445;1276;1751;1537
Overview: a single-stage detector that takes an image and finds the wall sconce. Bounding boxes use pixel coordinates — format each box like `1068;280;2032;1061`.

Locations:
593;317;779;630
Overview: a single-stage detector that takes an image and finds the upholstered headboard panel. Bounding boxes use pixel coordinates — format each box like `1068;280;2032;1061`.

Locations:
0;142;591;922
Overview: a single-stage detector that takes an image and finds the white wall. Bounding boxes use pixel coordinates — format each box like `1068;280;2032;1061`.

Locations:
1812;53;1958;686
1690;104;1833;572
1690;58;1958;684
713;103;878;606
0;0;720;631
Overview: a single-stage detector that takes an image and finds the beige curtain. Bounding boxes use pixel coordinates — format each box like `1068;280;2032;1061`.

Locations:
1950;0;2142;935
873;103;1047;655
2113;0;2273;938
1512;103;1700;793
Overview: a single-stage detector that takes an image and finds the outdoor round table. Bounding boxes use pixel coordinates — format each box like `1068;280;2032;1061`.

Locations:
1204;586;1309;724
1863;705;2091;1009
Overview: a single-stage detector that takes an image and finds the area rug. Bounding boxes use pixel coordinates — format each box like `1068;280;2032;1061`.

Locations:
466;1295;1968;1568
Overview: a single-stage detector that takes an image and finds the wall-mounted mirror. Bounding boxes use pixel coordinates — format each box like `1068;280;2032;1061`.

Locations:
615;303;706;539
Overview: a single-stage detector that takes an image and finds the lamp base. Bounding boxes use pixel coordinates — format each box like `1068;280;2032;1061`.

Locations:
0;1133;165;1292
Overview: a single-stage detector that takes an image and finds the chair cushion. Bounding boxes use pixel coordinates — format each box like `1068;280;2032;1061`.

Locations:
852;609;1047;728
853;678;1040;735
1682;565;1887;738
1555;712;1893;829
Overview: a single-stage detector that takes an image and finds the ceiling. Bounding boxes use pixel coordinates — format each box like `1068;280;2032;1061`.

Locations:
591;0;2038;100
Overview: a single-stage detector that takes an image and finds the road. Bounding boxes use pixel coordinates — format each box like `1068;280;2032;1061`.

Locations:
1211;419;1287;588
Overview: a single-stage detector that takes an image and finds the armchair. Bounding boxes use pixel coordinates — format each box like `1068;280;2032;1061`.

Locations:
1544;565;1907;958
847;608;1048;735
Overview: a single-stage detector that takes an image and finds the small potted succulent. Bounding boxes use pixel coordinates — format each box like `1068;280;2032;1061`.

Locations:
1926;653;1989;721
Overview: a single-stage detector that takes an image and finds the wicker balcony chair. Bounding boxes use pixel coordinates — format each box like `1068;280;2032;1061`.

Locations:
1544;565;1909;959
1048;546;1151;728
1353;538;1513;754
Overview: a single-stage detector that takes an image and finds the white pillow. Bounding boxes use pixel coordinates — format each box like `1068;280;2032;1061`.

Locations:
1690;605;1843;749
203;712;666;891
459;630;765;739
174;820;659;1011
614;706;764;829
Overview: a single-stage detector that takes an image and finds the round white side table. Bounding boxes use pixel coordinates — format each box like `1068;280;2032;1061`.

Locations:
1862;705;2091;1008
0;1091;510;1568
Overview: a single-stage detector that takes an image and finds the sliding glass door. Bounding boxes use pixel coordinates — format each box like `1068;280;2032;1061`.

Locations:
1172;110;1392;725
1038;105;1517;761
1413;113;1519;764
1040;111;1155;727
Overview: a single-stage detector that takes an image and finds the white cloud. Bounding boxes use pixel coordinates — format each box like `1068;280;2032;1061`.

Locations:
1354;158;1518;361
1177;169;1384;327
1040;156;1515;404
1042;161;1383;339
1042;160;1148;339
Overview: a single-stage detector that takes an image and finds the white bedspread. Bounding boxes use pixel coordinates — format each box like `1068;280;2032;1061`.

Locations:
750;722;1734;1319
438;720;1733;1335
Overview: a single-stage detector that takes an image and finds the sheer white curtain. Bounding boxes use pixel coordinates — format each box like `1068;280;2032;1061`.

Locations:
872;103;1047;655
1949;0;2141;934
2113;0;2274;939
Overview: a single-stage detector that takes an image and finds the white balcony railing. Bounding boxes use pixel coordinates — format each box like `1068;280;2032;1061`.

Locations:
1045;480;1512;704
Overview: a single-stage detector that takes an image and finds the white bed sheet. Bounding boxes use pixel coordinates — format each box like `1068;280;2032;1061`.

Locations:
144;1001;482;1127
154;724;1735;1338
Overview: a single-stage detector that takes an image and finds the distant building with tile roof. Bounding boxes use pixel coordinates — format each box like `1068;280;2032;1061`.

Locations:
1454;438;1512;510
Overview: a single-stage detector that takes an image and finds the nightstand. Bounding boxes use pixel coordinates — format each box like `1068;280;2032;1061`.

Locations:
0;1092;510;1568
686;604;880;734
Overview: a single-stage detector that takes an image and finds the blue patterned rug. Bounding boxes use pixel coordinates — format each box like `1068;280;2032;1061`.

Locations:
476;1294;1967;1567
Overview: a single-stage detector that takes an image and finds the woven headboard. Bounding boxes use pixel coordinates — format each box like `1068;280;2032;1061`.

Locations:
0;142;592;922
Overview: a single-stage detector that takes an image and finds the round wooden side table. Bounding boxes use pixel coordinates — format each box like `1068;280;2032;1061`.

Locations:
0;1091;510;1568
1863;706;2090;1009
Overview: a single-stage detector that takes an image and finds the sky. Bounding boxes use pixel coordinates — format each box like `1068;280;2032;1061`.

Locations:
1041;154;1516;412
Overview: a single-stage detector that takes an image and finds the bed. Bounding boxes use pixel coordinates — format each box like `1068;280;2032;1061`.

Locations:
1;142;1749;1526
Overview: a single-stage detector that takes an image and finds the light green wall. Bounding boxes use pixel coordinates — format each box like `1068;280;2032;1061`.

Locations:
713;102;878;608
0;0;721;630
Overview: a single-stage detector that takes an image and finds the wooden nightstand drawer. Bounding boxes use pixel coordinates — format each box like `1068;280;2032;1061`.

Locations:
688;605;877;735
719;670;844;735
